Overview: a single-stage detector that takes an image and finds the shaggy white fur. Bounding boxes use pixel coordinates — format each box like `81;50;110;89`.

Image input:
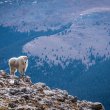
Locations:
8;56;28;76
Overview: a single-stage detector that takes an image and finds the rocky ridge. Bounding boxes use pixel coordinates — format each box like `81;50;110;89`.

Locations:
0;70;104;110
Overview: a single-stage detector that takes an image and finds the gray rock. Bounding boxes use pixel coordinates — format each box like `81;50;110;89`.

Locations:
21;94;30;100
8;102;17;108
68;95;77;103
9;89;20;95
91;102;104;110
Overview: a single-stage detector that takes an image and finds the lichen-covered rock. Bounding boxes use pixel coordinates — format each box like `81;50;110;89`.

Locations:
0;71;105;110
0;70;7;78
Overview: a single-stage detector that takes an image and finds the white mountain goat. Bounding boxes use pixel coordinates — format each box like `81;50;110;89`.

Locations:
8;56;28;77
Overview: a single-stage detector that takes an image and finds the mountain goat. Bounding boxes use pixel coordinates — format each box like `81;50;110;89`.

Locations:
8;56;28;76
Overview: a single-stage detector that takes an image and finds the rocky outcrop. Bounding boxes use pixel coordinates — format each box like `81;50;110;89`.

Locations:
0;70;104;110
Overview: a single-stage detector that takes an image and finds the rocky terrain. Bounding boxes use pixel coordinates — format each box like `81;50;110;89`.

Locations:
0;70;104;110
